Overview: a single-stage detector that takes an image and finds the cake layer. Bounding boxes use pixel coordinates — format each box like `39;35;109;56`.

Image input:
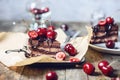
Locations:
91;31;118;38
28;39;61;57
91;19;119;44
93;24;118;32
90;35;118;44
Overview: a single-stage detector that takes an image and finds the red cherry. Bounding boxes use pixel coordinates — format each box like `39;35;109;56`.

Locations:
37;28;47;37
60;24;69;31
101;66;113;76
64;44;77;56
55;52;66;61
98;20;107;26
43;7;49;13
38;9;44;14
69;57;80;62
83;63;95;75
46;71;58;80
28;30;38;39
64;44;71;51
98;60;109;70
48;26;55;30
106;17;114;24
30;8;40;14
47;30;57;40
105;40;115;48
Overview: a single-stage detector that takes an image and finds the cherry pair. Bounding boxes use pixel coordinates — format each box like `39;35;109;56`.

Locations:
83;60;114;76
98;17;114;26
30;7;49;15
55;51;80;62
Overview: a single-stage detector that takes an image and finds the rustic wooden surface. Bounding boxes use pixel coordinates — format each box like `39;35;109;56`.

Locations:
0;22;120;80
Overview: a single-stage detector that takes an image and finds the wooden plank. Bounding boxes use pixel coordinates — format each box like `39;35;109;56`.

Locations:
85;48;120;80
66;69;87;80
20;66;66;80
0;62;24;80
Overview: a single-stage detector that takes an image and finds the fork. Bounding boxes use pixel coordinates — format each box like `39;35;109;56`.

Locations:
60;31;80;51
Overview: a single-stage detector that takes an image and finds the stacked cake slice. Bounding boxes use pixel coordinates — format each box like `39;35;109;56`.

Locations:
90;17;119;44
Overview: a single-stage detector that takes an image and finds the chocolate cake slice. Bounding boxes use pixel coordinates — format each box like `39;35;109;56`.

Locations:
90;17;119;44
28;39;61;58
26;27;68;61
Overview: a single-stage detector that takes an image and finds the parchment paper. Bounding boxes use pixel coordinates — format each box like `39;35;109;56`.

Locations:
0;26;92;67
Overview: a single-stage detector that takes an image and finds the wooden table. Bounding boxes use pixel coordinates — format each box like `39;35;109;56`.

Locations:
0;21;120;80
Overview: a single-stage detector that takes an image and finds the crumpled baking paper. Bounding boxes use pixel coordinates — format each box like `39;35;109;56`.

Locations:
0;26;92;67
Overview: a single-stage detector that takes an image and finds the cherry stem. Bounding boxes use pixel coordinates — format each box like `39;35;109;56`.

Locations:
107;60;120;67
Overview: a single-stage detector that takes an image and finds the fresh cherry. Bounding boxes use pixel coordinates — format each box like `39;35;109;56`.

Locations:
98;60;109;70
30;8;40;14
98;20;107;26
83;63;95;75
28;30;38;39
55;52;66;61
47;30;57;40
46;71;58;80
106;17;114;24
48;26;55;30
101;65;113;76
43;7;49;13
37;28;47;37
69;57;80;62
64;43;77;56
105;40;115;48
60;24;69;31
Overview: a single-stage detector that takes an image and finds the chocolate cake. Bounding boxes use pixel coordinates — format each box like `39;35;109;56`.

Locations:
25;27;79;61
90;17;119;44
27;39;61;58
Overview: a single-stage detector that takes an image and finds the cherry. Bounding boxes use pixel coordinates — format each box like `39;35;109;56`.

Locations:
46;71;58;80
101;66;113;76
64;43;77;56
47;30;57;40
55;52;66;61
98;20;107;26
69;57;80;62
30;8;40;14
106;17;114;24
60;24;69;31
37;28;47;37
105;40;115;48
43;7;49;13
83;63;95;75
28;30;38;39
98;60;109;70
48;26;55;30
